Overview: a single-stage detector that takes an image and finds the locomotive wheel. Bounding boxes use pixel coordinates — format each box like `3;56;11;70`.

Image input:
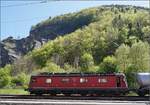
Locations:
92;93;98;96
36;93;43;96
64;93;71;96
51;93;56;96
97;94;103;96
81;93;87;96
115;93;121;96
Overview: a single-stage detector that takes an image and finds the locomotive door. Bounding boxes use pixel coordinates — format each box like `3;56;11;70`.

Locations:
117;76;121;87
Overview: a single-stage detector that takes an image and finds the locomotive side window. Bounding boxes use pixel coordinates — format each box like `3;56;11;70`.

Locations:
46;78;52;83
80;78;88;83
61;78;70;83
98;78;107;83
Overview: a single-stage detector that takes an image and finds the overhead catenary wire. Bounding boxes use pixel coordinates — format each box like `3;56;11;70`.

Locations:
0;0;58;8
1;0;54;23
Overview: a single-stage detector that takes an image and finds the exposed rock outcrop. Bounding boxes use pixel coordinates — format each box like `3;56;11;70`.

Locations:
1;5;149;67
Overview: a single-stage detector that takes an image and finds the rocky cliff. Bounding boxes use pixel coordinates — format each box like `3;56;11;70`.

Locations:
1;5;149;67
0;9;95;67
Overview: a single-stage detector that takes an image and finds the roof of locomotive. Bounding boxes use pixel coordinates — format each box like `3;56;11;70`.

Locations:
32;72;125;77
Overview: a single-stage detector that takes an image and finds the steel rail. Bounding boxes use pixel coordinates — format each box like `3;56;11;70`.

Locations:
0;95;149;101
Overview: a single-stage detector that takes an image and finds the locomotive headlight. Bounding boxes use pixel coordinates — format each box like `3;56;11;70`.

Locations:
46;78;52;83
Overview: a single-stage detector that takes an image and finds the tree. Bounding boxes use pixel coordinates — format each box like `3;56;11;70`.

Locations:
0;73;11;88
115;41;150;88
12;56;37;75
0;65;12;88
11;73;29;87
129;41;150;72
142;26;150;42
115;44;130;72
80;53;94;72
42;61;65;73
99;56;117;73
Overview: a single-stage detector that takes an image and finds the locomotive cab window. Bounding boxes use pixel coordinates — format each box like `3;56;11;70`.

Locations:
80;78;88;83
98;78;107;83
31;77;36;83
46;78;52;83
117;76;121;87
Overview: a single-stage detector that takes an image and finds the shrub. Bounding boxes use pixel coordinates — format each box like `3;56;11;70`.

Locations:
99;56;118;73
0;70;11;88
42;62;65;73
11;73;29;88
0;65;12;88
80;53;94;72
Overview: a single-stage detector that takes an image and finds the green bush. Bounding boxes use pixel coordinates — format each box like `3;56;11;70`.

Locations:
41;62;65;73
99;56;118;73
0;71;11;88
63;63;77;73
125;65;139;88
0;65;12;88
80;53;94;72
11;73;29;88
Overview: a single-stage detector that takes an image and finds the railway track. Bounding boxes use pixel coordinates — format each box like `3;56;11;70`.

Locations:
0;95;149;101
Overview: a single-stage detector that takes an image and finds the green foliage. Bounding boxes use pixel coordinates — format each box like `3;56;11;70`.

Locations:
41;61;65;73
0;65;12;88
115;41;150;88
29;6;150;73
27;6;150;79
116;41;150;73
0;5;150;89
99;56;118;73
30;7;97;40
0;73;11;88
11;56;37;75
125;65;139;88
142;26;150;43
115;44;130;72
11;73;29;88
129;41;150;71
31;42;54;67
63;63;77;73
80;53;94;72
0;64;11;74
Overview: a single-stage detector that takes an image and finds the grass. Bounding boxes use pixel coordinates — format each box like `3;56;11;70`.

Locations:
127;92;138;96
0;88;29;95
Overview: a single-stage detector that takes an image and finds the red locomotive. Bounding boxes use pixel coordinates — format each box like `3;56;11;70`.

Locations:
27;73;129;96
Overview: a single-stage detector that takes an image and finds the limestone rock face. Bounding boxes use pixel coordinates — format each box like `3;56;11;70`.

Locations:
0;13;92;67
0;23;82;67
0;36;47;67
0;42;11;67
1;4;97;67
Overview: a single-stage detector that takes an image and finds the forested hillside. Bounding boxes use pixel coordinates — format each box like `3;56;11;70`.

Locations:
0;5;97;67
0;5;150;88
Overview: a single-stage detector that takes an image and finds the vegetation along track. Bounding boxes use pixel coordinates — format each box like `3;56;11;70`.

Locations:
0;95;149;101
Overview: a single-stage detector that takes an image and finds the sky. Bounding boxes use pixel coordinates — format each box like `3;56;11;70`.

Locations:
0;0;149;40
